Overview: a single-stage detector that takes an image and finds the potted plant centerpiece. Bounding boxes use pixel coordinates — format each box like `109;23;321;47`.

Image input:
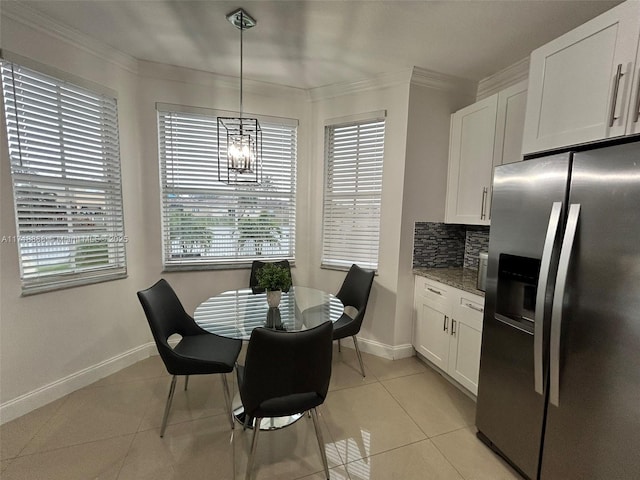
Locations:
256;263;292;308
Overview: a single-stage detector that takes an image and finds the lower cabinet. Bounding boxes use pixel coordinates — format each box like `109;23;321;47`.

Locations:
413;276;484;395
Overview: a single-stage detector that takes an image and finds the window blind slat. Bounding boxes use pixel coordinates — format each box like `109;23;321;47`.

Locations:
321;119;385;271
1;61;127;294
158;109;297;268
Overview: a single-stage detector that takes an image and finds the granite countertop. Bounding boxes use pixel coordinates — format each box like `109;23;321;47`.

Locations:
413;267;485;297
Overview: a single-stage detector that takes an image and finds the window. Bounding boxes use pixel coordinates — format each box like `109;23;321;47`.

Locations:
1;60;126;294
321;114;385;271
157;105;297;269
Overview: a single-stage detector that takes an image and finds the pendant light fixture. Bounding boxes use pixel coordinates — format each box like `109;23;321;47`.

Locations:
218;8;262;184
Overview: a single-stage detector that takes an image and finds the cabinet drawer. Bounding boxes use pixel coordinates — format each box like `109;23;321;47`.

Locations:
414;277;451;311
453;292;485;331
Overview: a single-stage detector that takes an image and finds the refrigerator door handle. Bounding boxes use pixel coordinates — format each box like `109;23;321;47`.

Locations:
534;202;563;395
549;203;581;407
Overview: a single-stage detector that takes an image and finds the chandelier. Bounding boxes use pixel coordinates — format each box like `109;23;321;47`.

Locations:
218;8;262;184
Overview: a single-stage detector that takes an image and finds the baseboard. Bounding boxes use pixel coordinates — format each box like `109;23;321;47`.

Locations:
338;337;415;360
0;342;157;425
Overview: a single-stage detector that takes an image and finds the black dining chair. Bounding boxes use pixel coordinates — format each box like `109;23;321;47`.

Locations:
249;259;292;293
237;321;333;480
333;264;375;377
137;279;242;437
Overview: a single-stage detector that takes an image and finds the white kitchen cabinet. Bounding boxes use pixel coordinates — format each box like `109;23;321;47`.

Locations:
627;37;640;136
445;95;496;226
446;80;527;225
413;276;485;395
522;0;640;155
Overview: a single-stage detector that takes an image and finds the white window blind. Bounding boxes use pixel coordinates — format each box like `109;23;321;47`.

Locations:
1;60;127;294
322;117;385;271
157;107;297;269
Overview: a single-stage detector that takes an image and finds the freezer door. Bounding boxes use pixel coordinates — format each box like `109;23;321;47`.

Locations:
476;155;570;480
541;141;640;479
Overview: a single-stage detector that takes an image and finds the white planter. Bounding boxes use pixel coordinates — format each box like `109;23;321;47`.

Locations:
266;290;282;308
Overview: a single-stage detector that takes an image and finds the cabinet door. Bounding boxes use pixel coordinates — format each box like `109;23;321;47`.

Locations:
413;277;451;371
445;95;497;226
414;298;450;371
449;292;485;395
493;80;528;167
522;1;640;154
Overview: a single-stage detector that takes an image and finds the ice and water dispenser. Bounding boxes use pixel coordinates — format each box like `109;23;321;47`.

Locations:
494;254;541;334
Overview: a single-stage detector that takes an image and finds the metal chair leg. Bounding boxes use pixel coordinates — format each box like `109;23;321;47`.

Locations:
352;335;366;377
184;375;189;391
160;375;177;437
246;417;261;480
310;408;330;479
221;374;234;430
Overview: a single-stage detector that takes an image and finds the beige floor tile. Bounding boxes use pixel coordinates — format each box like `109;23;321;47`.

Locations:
21;379;155;455
0;434;132;480
118;414;235;480
91;355;168;387
322;382;426;463
381;370;476;438
329;349;378;392
431;427;521;480
362;354;428;382
0;395;68;460
138;373;235;432
345;440;464;480
297;465;351;479
234;411;344;480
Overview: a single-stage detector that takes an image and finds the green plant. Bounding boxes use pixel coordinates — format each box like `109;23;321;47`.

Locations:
256;263;292;291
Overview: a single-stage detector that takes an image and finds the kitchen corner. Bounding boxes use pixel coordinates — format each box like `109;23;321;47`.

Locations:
411;221;488;397
412;221;489;297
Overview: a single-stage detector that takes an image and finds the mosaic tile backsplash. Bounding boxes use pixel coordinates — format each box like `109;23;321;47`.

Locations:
413;222;489;270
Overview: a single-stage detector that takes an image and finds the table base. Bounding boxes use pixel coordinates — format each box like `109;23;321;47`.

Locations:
232;395;304;430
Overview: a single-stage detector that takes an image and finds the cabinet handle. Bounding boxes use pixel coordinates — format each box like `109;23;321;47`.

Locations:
608;63;624;128
451;319;457;336
633;69;640;124
465;302;483;313
426;287;442;296
443;315;449;332
480;187;488;220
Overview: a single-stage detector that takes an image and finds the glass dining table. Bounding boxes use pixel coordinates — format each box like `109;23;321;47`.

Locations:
193;286;346;429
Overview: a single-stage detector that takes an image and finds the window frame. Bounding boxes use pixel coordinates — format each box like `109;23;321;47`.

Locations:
156;103;298;271
1;58;127;295
321;112;386;272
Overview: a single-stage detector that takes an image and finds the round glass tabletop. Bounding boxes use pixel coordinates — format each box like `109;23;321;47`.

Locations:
194;286;346;340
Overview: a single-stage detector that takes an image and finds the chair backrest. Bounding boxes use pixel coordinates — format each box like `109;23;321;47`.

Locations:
240;321;333;417
249;259;292;293
137;279;204;366
336;264;375;324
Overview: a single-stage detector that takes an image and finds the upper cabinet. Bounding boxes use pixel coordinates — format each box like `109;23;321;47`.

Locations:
446;80;527;225
522;1;640;155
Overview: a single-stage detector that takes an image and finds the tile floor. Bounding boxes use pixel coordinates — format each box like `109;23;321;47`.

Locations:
0;346;521;479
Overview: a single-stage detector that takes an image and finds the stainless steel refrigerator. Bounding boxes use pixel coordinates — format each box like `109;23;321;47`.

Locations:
475;138;640;480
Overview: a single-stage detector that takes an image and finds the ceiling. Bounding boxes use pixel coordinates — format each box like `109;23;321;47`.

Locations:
12;0;622;90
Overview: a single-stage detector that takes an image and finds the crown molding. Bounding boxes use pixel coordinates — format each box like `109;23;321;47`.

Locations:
308;69;413;102
1;2;139;74
476;57;530;100
410;66;476;94
138;60;308;101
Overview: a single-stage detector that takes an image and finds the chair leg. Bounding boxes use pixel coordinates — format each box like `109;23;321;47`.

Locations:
352;335;366;377
310;408;330;479
221;374;234;430
246;417;262;480
160;375;178;437
338;339;341;352
184;375;189;391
